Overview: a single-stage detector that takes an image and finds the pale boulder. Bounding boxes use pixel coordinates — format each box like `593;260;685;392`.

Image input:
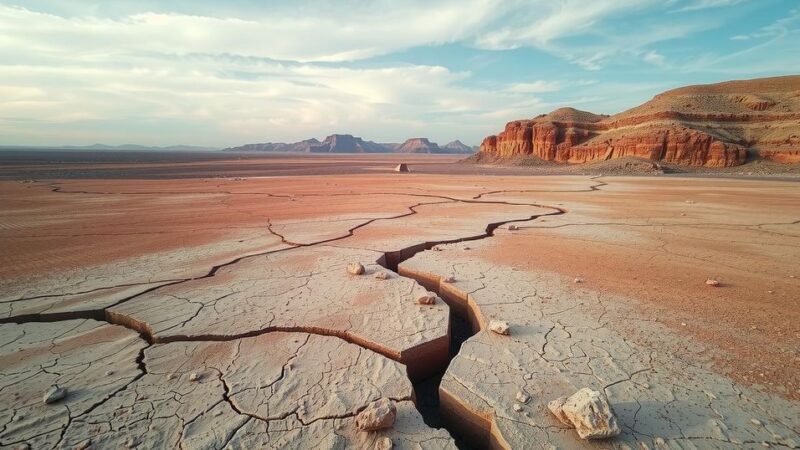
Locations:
548;388;620;440
347;262;366;275
356;398;397;431
488;320;510;335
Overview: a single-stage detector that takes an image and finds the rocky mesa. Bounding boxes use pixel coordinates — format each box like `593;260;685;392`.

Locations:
479;75;800;167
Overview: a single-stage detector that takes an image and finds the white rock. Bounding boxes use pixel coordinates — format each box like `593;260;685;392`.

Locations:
189;373;200;382
516;391;530;404
374;271;390;280
513;403;523;412
347;262;366;275
574;277;584;284
417;292;437;305
43;385;67;404
105;369;114;376
488;320;510;335
548;388;621;440
508;224;519;231
376;437;393;450
751;418;762;426
705;279;720;287
355;398;397;431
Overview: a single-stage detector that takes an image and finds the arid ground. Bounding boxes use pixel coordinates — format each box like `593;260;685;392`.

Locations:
1;153;798;449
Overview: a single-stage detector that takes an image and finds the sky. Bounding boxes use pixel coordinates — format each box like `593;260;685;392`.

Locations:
1;0;798;147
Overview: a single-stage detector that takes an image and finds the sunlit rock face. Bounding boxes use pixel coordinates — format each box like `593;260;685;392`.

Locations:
480;76;800;167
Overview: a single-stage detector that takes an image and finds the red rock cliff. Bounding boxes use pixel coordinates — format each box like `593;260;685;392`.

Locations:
479;76;800;167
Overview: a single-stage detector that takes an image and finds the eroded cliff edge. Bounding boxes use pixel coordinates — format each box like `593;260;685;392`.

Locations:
478;75;800;167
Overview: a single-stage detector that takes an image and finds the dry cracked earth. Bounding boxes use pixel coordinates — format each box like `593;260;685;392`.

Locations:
1;169;799;449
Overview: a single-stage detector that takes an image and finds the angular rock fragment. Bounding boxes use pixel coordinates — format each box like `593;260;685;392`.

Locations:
488;320;510;335
356;398;397;431
508;224;519;231
189;373;200;382
43;385;67;404
516;391;530;404
574;277;583;283
443;275;456;283
706;279;720;286
548;388;620;440
376;437;393;449
417;292;437;305
347;262;366;275
374;271;390;280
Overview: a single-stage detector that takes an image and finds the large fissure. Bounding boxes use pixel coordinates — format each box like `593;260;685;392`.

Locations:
3;181;591;448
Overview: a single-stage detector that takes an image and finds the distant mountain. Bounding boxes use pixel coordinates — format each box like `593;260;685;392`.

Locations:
309;134;389;153
395;138;440;153
441;140;478;154
224;134;477;154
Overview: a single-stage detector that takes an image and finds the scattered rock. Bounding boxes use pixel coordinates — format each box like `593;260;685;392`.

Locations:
166;373;175;381
751;418;763;426
548;388;621;440
355;398;397;431
189;373;200;382
488;320;510;335
126;437;138;448
462;246;471;251
347;262;366;275
767;290;774;294
516;391;530;404
574;277;583;284
417;292;437;305
443;275;456;283
376;437;393;450
106;369;114;376
15;444;30;450
705;279;720;287
432;246;443;251
374;271;390;280
74;439;92;450
43;385;67;404
685;200;695;204
508;224;519;231
513;403;523;412
394;163;410;173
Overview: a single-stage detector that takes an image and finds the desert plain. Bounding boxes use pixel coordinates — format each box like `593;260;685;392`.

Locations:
1;154;799;449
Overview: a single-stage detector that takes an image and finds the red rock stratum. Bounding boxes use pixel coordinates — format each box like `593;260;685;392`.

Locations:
479;75;800;167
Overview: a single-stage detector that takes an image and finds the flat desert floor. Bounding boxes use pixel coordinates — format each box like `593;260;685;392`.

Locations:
1;154;798;449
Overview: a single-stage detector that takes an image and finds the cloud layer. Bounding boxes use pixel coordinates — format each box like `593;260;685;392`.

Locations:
0;1;794;146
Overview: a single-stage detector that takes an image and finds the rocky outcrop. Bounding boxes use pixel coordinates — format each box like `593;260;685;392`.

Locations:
395;138;441;153
479;76;800;167
310;134;389;153
548;388;621;440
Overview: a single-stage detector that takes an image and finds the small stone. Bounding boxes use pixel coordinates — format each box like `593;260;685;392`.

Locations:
516;391;530;404
14;414;24;422
43;385;67;404
432;246;442;251
680;213;686;216
126;437;138;448
761;443;770;448
513;403;523;412
767;290;774;294
443;275;456;283
15;444;30;450
355;398;397;431
574;277;583;284
681;323;686;327
376;437;393;450
508;224;519;231
463;246;470;251
685;200;695;204
751;418;762;426
548;388;621;440
417;292;437;305
488;320;510;335
705;279;720;287
166;373;175;381
347;262;365;275
74;439;92;450
189;373;200;382
105;369;114;376
374;271;390;280
214;409;223;417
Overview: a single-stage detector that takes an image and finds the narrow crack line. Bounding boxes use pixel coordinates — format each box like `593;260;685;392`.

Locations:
3;279;186;304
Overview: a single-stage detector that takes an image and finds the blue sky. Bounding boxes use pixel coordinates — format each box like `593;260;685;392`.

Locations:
1;0;798;147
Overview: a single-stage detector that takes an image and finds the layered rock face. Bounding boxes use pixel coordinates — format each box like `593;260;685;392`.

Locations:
480;76;800;167
396;137;442;153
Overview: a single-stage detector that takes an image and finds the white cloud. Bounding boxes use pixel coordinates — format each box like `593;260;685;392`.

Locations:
642;50;667;66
